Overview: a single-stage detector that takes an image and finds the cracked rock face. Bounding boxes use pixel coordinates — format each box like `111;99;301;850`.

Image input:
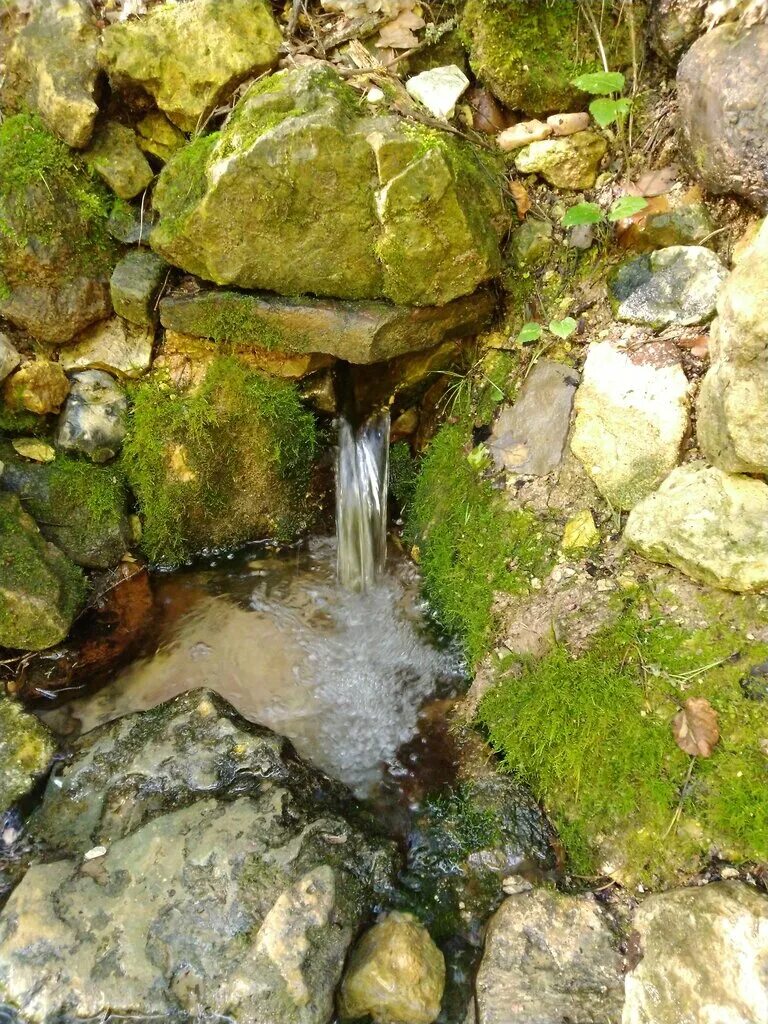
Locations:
150;65;508;308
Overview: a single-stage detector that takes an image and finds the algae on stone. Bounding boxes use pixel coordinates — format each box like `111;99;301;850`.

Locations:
100;0;282;133
122;356;318;565
83;122;154;201
0;492;85;651
151;66;507;306
0;698;56;812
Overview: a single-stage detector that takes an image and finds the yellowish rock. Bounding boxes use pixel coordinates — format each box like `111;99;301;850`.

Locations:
3;362;69;415
339;911;445;1024
11;439;56;464
60;318;154;380
562;510;599;553
515;131;608;189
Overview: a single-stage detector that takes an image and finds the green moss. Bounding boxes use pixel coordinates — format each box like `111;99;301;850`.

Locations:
406;422;554;664
0;403;49;436
122;356;318;566
479;603;768;883
389;441;419;512
164;292;287;349
425;784;503;856
45;457;128;535
151;131;218;239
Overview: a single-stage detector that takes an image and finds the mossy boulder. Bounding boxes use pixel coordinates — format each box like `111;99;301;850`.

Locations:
0;492;85;651
151;66;508;306
0;0;100;148
461;0;642;116
122;356;318;566
100;0;282;133
0;116;116;344
0;443;130;569
0;698;56;813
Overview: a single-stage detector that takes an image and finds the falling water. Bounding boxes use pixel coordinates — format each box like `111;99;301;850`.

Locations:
336;409;390;591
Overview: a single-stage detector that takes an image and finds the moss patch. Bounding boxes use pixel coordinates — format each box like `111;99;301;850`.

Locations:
479;600;768;884
122;356;318;566
406;422;554;665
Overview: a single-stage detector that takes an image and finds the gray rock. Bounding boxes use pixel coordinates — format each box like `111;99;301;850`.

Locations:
475;889;625;1024
571;341;690;510
56;370;127;464
0;492;85;651
0;334;21;383
159;288;495;365
2;690;396;1024
624;462;768;592
651;0;706;63
107;201;157;245
623;882;768;1024
611;246;728;328
0;698;56;812
111;251;168;325
509;219;554;268
0;442;130;569
0;0;100;148
678;24;768;210
489;360;579;476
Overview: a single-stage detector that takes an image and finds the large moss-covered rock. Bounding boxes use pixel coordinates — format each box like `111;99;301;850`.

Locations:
122;356;318;565
159;288;494;364
0;443;130;569
461;0;641;116
151;66;507;306
0;0;100;149
0;698;55;813
100;0;282;133
0;116;116;344
625;462;768;591
2;689;395;1024
0;492;85;651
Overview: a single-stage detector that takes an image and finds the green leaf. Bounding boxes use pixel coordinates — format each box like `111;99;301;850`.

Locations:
571;70;626;95
562;202;603;227
589;97;622;128
607;195;649;222
516;322;543;345
548;317;578;339
467;443;489;470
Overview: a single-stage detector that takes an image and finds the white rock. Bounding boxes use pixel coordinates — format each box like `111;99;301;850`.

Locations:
366;86;385;104
547;112;590;136
497;119;552;151
405;64;470;119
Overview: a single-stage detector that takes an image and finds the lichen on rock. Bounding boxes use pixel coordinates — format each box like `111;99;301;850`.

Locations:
0;698;56;813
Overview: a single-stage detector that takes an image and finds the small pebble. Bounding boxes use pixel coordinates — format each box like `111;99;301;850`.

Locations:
547;112;591;136
497;119;552;151
84;845;107;861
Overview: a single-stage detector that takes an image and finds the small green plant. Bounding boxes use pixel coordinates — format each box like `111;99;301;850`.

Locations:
561;195;648;229
572;70;631;128
516;317;578;345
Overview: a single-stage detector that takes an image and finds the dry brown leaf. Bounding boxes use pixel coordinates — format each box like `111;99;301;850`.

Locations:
634;165;679;197
376;9;424;48
465;85;508;134
672;697;720;757
508;180;531;219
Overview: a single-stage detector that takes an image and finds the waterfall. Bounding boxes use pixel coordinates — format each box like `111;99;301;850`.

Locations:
336;409;390;591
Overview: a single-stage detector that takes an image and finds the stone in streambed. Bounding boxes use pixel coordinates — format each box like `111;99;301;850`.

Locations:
151;66;507;307
514;131;607;189
625;462;768;592
100;0;282;133
111;251;168;326
0;492;85;651
60;317;154;379
159;288;494;364
611;246;728;328
0;698;56;813
571;340;690;510
56;371;127;464
475;889;624;1024
83;122;154;201
0;0;100;148
623;882;768;1024
339;912;445;1024
489;360;578;476
678;24;768;209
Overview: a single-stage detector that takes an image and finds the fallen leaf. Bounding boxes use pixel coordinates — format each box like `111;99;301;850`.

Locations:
376;9;425;48
465;85;508;133
508;180;531;219
672;697;720;757
634;165;679;196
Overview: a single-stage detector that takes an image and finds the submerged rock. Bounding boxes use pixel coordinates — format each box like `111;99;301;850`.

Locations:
678;24;768;209
514;131;607;190
151;66;507;307
611;246;727;328
475;889;625;1024
623;883;768;1024
0;116;115;344
100;0;282;133
0;698;55;813
0;0;100;148
625;462;768;592
83;122;154;201
0;444;130;569
339;912;445;1024
4;690;395;1024
60;316;155;379
0;492;85;651
55;370;127;464
571;340;690;510
159;288;494;364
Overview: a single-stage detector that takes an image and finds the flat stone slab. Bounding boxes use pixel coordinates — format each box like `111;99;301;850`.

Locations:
159;288;495;365
489;359;579;476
